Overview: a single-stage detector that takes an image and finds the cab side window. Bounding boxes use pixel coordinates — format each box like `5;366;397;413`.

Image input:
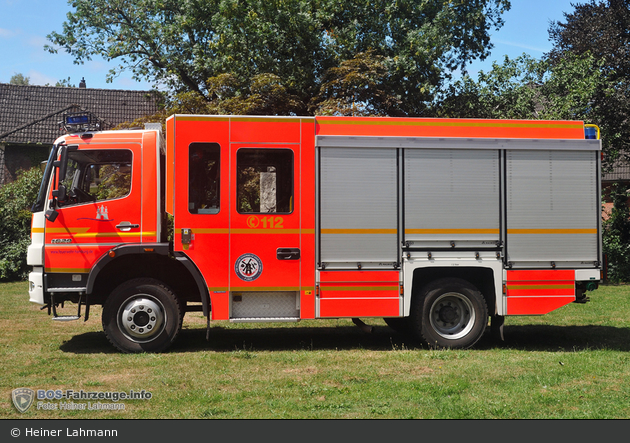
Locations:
59;149;132;206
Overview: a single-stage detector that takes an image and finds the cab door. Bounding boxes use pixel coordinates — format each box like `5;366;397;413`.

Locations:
228;144;302;320
43;140;143;290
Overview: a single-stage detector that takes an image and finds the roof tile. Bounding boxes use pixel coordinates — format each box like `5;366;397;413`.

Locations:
0;83;160;145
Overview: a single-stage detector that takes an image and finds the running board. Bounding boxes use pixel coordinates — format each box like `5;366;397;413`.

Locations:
52;315;81;322
51;292;84;322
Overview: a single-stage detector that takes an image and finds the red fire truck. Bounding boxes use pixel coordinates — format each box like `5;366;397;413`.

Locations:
27;114;602;353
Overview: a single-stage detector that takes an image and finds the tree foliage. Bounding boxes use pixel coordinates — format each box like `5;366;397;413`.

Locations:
603;183;630;283
547;0;630;163
437;54;542;119
310;50;402;116
9;73;30;85
48;0;511;116
0;167;43;281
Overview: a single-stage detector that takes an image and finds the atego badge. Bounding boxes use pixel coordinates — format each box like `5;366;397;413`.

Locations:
12;388;35;413
235;253;263;281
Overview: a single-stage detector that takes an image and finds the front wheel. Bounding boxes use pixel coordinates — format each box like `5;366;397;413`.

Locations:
102;279;183;353
411;278;488;349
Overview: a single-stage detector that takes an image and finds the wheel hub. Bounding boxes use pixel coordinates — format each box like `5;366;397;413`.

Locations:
438;304;459;324
119;296;165;342
429;292;475;340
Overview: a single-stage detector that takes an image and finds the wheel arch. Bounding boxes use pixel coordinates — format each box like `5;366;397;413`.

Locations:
405;265;501;317
86;244;210;316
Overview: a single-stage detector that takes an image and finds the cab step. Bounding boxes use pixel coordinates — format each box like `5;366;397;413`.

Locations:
50;292;85;322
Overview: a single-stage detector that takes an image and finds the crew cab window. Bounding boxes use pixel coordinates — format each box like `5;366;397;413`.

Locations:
189;143;221;214
58;149;132;206
236;148;293;213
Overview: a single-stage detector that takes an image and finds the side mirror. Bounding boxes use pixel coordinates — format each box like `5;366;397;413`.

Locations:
45;208;58;222
52;185;67;202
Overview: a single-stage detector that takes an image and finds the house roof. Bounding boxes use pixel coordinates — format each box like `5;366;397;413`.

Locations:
0;82;160;145
602;166;630;182
602;154;630;183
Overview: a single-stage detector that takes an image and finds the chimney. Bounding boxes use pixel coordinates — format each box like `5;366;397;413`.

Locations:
79;77;86;88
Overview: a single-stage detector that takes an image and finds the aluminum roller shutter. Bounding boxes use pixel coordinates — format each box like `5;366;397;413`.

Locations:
404;149;500;247
506;149;599;267
319;147;398;267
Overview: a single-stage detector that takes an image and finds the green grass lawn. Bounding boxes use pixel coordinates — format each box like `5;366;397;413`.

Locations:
2;281;630;419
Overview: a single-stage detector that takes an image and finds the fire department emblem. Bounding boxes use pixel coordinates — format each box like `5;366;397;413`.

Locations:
12;388;35;413
235;253;263;281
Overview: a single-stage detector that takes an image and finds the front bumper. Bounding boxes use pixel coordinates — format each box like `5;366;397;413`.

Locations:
28;267;45;305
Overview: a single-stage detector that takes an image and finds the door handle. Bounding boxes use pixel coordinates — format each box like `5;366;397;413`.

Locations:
277;248;300;260
116;222;140;232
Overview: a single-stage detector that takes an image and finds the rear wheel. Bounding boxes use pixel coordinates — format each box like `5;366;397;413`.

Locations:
411;278;488;349
102;278;183;353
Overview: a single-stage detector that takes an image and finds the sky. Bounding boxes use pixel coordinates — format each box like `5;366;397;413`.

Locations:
0;0;579;92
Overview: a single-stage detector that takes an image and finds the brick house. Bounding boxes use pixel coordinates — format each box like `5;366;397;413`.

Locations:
0;80;160;186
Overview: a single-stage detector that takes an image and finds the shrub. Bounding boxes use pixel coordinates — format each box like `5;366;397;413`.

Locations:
602;182;630;283
0;167;43;281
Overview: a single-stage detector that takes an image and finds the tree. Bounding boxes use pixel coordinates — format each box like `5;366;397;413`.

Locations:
0;167;43;281
603;182;630;283
47;0;511;116
547;0;630;163
310;50;402;116
436;54;543;119
9;73;30;85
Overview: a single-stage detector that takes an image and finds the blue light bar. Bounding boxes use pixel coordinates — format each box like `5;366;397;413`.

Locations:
66;115;90;125
584;125;599;140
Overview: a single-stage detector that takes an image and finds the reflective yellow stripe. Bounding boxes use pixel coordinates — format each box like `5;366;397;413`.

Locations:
209;287;315;292
32;228;45;234
45;268;90;273
46;227;90;234
321;229;397;234
231;287;301;292
73;231;156;238
508;229;596;234
232;229;302;234
192;229;315;234
406;228;499;234
508;285;575;290
191;229;230;234
322;286;399;291
176;116;230;122
176;116;308;123
318;118;583;130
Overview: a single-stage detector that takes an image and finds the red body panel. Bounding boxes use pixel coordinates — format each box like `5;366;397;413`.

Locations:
169;117;231;319
169;116;316;320
505;270;576;315
316;116;586;139
319;271;400;318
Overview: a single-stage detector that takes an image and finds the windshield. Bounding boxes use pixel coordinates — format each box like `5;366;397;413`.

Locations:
31;144;59;213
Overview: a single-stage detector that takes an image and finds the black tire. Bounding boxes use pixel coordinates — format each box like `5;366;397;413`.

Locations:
410;277;488;349
102;278;183;353
383;317;411;334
